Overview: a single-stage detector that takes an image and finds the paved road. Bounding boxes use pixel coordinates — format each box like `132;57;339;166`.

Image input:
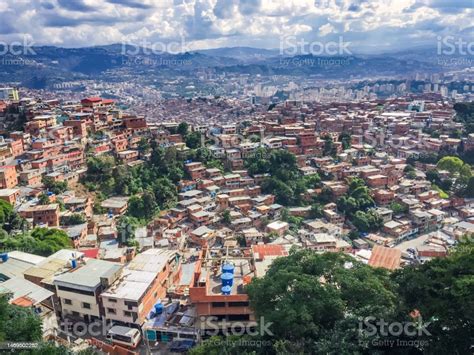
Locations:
395;233;431;252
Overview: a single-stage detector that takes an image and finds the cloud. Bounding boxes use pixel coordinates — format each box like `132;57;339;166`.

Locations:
0;0;471;52
107;0;154;10
57;0;95;12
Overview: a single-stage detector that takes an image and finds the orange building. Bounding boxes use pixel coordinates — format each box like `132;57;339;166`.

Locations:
190;248;256;335
101;249;181;326
19;204;60;226
0;165;18;189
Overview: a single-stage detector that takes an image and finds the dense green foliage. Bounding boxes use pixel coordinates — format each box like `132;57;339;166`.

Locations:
0;295;42;342
83;143;184;220
454;101;474;134
42;176;68;195
393;240;474;353
0;228;71;256
192;241;474;354
336;178;381;233
0;200;27;233
339;131;352;150
116;215;142;246
60;213;86;226
390;201;408;215
245;148;320;206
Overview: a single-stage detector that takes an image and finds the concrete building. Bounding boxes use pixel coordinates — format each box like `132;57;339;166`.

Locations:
54;259;123;322
101;249;180;326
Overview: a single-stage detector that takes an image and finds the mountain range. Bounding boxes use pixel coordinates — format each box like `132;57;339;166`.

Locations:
0;45;472;89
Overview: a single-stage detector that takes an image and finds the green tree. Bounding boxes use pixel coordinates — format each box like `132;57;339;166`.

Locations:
0;295;42;343
352;210;383;233
117;216;141;246
390;201;408;215
42;176;68;195
177;122;189;137
37;193;51;205
185;131;202;149
246;250;399;354
393;240;474;354
137;137;151;155
309;203;324;218
221;210;231;225
437;156;464;174
60;213;86;226
465;176;474;197
0;228;71;257
339;131;351;150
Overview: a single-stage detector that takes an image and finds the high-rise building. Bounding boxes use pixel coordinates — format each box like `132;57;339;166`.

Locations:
0;87;19;101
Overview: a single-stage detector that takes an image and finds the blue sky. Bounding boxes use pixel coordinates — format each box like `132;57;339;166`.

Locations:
0;0;472;53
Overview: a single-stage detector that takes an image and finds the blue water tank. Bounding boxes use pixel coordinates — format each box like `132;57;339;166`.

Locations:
154;302;164;315
222;263;234;275
221;285;231;295
71;259;77;268
0;253;8;263
221;272;234;287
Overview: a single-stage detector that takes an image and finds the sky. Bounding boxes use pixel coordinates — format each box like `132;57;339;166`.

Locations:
0;0;472;53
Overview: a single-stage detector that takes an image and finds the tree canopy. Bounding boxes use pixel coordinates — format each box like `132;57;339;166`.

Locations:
192;241;474;354
0;228;71;257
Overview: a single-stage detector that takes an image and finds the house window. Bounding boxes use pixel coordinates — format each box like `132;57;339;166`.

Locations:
64;299;72;305
109;298;117;303
124;311;132;317
228;301;249;307
212;302;226;308
82;303;91;309
107;308;116;314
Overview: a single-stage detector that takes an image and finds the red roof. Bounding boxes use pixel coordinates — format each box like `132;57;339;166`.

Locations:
252;244;288;258
368;245;401;270
11;296;34;307
102;99;114;104
82;248;100;259
81;97;102;103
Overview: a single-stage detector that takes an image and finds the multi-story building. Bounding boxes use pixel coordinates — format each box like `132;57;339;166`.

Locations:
54;258;123;323
101;249;180;326
190;247;256;336
0;165;18;189
19;204;60;226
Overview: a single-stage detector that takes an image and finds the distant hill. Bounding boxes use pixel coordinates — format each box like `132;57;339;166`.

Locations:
0;44;471;89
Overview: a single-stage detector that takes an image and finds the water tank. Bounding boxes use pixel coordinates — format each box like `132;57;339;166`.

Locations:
154;302;164;315
221;272;234;287
221;285;231;295
0;253;8;263
70;259;77;268
222;263;234;275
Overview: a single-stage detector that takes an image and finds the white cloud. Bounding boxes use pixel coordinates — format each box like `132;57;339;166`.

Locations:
0;0;471;52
